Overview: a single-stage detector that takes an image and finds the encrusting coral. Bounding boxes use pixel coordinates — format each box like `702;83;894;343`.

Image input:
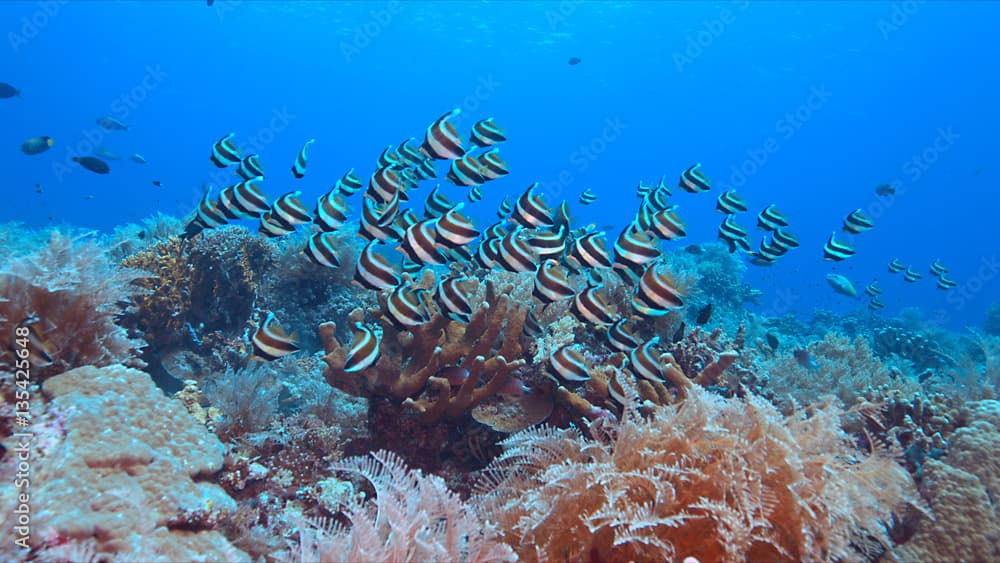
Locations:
0;231;145;380
16;365;246;561
320;275;527;423
474;383;920;562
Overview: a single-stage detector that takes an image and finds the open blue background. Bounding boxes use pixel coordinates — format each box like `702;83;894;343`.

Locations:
1;1;996;330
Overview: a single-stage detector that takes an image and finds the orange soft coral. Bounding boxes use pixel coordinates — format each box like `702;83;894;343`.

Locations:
0;231;145;379
474;383;920;562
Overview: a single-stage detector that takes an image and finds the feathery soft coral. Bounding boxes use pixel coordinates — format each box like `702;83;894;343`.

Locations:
474;384;920;562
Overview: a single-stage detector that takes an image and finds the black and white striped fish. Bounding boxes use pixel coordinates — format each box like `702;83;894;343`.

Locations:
421;108;465;160
250;312;300;361
823;232;855;261
291;139;314;179
344;321;380;372
210;132;241;168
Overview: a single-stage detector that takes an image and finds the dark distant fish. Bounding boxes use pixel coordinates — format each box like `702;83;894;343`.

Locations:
291;139;314;179
579;188;597;205
34;183;42;193
72;156;110;174
842;209;873;234
765;332;779;351
130;153;147;164
96;116;128;131
874;183;895;196
249;312;300;361
684;243;704;255
568;56;582;65
207;0;215;6
793;349;818;370
695;303;713;325
151;180;162;187
671;321;685;343
0;81;21;98
21;136;53;155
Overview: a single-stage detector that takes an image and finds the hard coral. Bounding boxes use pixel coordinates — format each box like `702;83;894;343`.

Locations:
120;227;273;352
25;365;246;561
0;231;145;380
320;277;526;423
475;385;919;562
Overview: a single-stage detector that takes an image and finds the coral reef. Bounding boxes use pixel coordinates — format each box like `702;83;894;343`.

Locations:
764;331;920;409
475;384;919;562
0;231;146;381
320;276;527;424
889;400;1000;562
985;301;1000;336
119;227;273;352
292;450;514;562
7;365;246;561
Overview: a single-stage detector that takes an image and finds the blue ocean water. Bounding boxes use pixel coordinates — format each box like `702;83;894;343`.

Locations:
2;0;997;330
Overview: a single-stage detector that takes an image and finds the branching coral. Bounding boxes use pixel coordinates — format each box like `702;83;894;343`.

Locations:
319;276;527;423
474;384;920;562
0;230;145;380
292;450;514;562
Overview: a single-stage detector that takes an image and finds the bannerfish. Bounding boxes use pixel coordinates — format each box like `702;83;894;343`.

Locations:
249;312;300;361
96;116;128;131
72;156;110;174
825;273;857;298
568;56;582;65
874;183;895;196
130;153;147;164
0;81;21;98
21;136;53;155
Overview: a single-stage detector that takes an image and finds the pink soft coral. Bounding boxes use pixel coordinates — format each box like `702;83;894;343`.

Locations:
292;450;514;562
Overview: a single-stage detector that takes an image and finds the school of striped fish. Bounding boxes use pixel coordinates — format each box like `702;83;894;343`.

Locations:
179;107;961;385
